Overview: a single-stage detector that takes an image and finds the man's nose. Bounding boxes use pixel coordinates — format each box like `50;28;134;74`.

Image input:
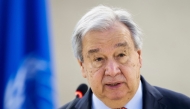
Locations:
105;59;121;77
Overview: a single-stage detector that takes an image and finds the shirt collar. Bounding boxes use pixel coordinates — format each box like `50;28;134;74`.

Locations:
92;81;143;109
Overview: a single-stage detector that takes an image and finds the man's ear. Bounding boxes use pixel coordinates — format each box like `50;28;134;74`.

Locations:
77;60;87;78
137;50;142;68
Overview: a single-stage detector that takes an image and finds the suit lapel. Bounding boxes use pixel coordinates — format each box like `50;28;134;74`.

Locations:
141;76;167;109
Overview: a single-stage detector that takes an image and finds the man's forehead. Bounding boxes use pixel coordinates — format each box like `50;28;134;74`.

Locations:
87;42;128;54
114;42;128;48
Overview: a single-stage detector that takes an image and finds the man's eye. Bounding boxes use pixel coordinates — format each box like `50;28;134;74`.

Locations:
95;57;103;62
118;53;125;57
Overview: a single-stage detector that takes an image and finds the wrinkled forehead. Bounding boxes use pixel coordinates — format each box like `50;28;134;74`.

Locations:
83;22;133;43
82;22;135;55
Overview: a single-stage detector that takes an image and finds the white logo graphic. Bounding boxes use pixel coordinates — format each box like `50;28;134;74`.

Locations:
4;56;48;109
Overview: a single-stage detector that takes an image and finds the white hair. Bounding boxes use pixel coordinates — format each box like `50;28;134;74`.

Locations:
72;5;142;62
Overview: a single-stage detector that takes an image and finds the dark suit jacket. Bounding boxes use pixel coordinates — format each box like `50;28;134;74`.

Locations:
60;76;190;109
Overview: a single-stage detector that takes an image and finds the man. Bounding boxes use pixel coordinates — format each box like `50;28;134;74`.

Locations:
61;5;190;109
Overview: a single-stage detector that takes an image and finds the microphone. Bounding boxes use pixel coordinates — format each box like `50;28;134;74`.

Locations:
75;83;88;98
65;84;88;109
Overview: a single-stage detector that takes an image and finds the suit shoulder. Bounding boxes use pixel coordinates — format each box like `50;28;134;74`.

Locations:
154;86;190;108
59;99;80;109
155;86;190;99
59;101;71;109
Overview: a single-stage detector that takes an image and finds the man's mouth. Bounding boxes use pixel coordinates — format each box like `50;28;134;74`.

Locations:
105;82;124;89
107;83;121;86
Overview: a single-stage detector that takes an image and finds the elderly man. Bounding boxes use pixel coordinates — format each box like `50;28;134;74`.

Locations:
61;5;190;109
